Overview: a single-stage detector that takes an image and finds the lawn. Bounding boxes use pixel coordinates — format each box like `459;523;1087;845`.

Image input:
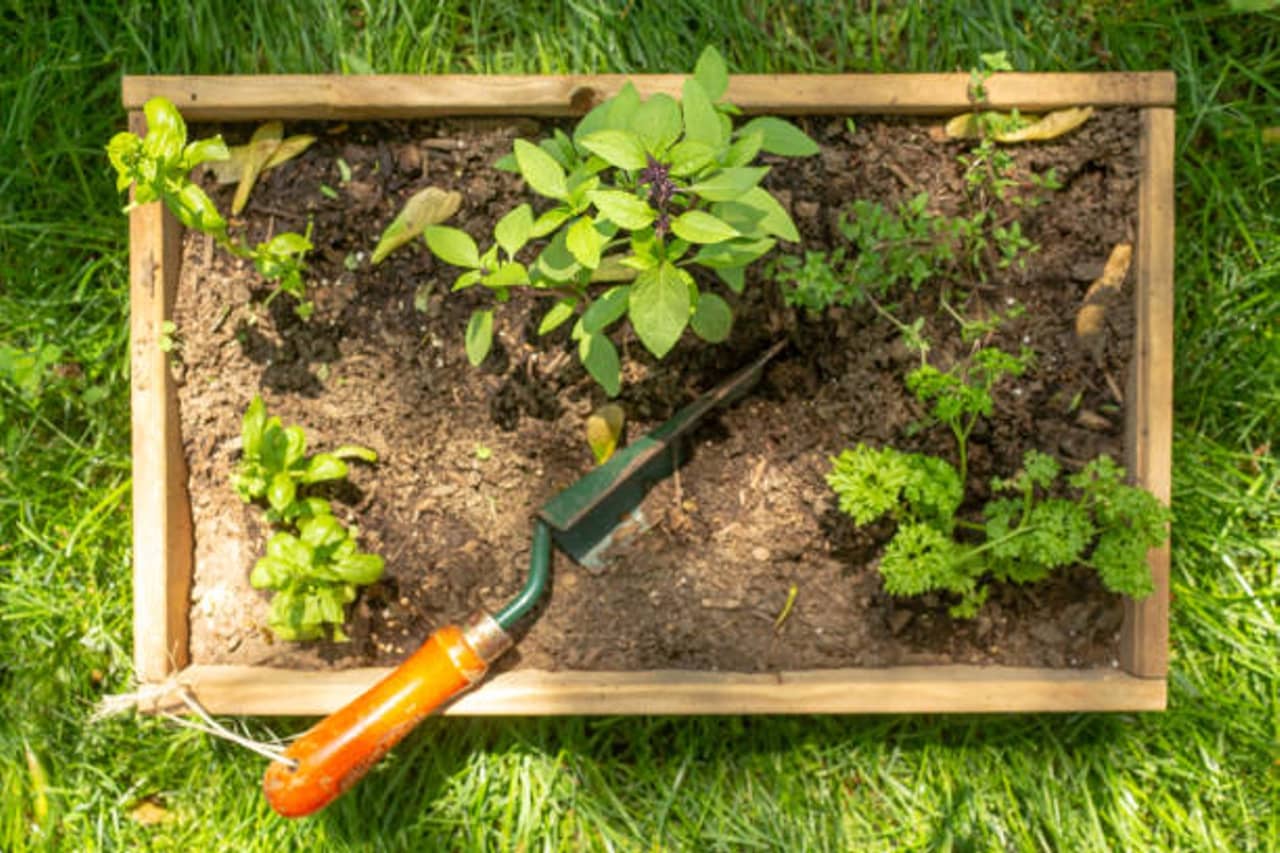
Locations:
1;1;1276;849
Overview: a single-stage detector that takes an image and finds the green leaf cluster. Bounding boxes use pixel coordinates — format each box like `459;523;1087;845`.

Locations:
907;343;1033;481
827;445;1168;618
232;396;384;641
772;193;977;312
421;46;818;395
107;97;317;318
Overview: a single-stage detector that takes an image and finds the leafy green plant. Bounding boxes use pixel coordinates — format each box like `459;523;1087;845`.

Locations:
108;97;318;317
420;46;818;395
906;343;1033;482
232;395;377;523
232;396;384;641
828;445;1168;618
249;511;384;641
773;193;967;312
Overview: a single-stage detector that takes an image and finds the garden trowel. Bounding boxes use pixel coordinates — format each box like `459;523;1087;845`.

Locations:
262;340;785;817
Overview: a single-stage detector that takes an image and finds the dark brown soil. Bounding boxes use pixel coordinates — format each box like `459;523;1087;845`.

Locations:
175;110;1139;673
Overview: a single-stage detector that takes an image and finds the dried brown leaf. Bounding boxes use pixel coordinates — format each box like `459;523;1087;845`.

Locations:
1075;242;1134;356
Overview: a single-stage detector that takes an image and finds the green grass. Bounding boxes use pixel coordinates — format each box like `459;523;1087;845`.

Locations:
2;0;1277;848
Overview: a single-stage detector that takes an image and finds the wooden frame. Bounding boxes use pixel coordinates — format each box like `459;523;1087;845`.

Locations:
126;72;1175;715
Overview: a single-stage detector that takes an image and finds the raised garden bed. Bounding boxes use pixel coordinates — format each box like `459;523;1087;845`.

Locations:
125;72;1174;715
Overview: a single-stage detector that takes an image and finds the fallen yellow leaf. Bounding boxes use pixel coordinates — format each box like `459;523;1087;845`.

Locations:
129;797;173;826
231;121;284;215
371;187;464;264
945;107;1093;143
586;403;625;465
205;134;317;184
1075;242;1133;356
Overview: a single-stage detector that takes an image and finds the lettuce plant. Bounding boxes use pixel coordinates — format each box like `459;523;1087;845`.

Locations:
422;46;818;395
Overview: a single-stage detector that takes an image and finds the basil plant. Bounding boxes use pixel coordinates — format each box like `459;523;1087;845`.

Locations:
423;46;818;395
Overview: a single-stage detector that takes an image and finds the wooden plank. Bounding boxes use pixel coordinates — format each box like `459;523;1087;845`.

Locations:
1120;107;1175;679
148;665;1165;716
129;111;194;683
121;72;1175;120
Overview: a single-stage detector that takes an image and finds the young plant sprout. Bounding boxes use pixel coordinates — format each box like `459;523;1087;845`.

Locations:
108;97;319;318
232;396;384;641
416;46;819;395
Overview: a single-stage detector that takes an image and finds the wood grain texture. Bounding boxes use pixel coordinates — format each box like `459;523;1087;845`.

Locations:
121;72;1176;120
146;664;1165;716
1121;107;1175;679
129;111;194;683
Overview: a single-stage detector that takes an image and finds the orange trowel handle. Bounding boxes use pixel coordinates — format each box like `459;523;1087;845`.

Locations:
263;612;511;818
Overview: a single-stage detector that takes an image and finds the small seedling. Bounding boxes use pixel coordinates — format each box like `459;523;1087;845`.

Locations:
250;511;384;641
232;395;377;524
108;97;318;318
907;340;1032;482
419;46;818;395
232;396;384;641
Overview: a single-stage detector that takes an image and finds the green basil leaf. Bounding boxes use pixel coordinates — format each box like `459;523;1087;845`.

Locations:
738;116;820;157
482;262;529;287
578;333;621;397
334;553;385;585
538;298;577;335
628;262;690;358
423;225;481;268
692;237;777;269
690;292;733;342
716;266;746;294
579;129;648;171
581;285;631;334
712;188;799;242
666;140;716;177
300;514;348;550
494;203;534;259
180;136;230;171
693;46;729;102
241;395;267;459
250;556;293;589
681;78;723;149
465;309;494;366
574;82;642;145
631;93;682;155
588;190;656;230
302;453;348;484
514;138;568;200
531;206;572;238
533;230;582;282
721;129;763;168
688;167;769;203
142;96;187;163
283;426;306;467
671;210;740;244
168;182;227;235
267;471;296;512
566;216;605;269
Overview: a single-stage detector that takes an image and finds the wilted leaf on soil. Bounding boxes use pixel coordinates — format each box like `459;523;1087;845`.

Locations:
372;187;464;264
586;403;625;464
205;134;317;184
945;107;1094;142
231;121;283;214
1075;242;1133;358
